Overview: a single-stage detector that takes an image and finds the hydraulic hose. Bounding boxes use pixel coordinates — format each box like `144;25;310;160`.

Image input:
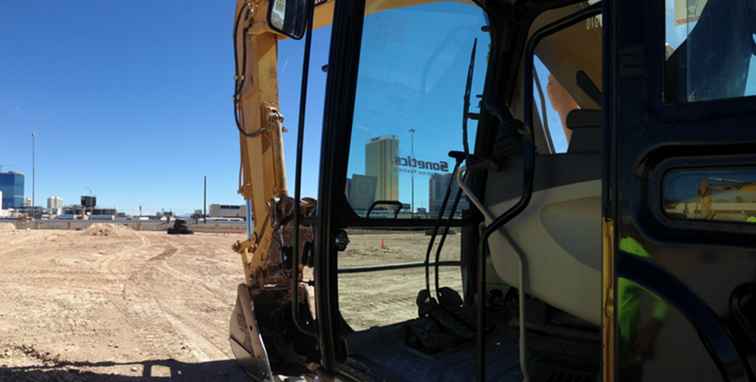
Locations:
291;0;317;338
433;187;464;298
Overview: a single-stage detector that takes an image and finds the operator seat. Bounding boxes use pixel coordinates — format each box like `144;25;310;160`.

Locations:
484;107;603;325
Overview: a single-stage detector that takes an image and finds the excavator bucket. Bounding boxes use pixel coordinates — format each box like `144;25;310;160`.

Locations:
229;283;318;380
229;284;276;382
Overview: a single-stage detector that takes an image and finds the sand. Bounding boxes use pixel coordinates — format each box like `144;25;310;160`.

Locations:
0;229;461;380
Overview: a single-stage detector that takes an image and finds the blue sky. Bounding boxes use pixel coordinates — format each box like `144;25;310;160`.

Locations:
0;2;337;216
3;0;753;215
1;2;240;215
0;1;486;216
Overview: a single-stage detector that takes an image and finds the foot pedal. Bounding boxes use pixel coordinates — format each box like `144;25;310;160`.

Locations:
405;318;458;353
437;287;494;333
417;290;475;341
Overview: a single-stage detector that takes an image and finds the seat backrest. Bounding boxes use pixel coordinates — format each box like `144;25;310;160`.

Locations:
566;109;602;153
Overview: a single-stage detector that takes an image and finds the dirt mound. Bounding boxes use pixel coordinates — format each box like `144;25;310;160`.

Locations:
82;223;128;237
0;222;16;231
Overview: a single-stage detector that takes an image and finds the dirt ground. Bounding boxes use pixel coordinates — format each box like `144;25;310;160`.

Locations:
0;226;461;381
338;231;462;330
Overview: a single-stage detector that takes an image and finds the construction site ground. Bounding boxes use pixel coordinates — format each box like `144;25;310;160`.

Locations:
0;224;460;381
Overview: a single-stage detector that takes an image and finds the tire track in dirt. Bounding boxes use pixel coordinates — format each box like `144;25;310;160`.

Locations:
107;233;235;361
0;229;248;379
95;229;151;277
145;235;236;359
148;246;178;262
78;230;180;355
0;231;53;256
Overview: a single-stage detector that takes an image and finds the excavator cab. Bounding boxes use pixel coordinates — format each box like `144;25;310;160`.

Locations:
229;0;756;380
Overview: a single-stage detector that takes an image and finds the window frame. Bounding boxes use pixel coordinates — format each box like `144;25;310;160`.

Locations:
648;152;756;237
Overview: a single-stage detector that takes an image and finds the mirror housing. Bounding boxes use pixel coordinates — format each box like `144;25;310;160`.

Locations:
267;0;308;40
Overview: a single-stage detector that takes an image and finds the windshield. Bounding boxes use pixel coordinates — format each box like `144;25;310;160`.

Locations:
345;1;490;218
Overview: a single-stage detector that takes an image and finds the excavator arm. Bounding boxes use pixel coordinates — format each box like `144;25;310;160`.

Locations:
233;0;290;288
229;1;322;379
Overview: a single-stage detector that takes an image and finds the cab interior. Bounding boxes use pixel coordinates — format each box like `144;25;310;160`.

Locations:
321;1;606;381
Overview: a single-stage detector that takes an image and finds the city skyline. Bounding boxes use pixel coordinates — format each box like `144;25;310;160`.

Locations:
0;165;229;216
0;171;24;209
347;134;460;215
0;164;216;215
0;3;266;216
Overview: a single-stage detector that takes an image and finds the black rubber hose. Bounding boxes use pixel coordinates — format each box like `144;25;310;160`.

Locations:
292;0;318;338
424;160;462;296
434;187;464;298
233;4;269;139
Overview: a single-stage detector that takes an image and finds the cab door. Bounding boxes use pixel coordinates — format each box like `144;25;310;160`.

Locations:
605;0;756;381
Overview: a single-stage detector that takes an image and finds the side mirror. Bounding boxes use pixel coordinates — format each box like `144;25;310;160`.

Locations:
267;0;308;40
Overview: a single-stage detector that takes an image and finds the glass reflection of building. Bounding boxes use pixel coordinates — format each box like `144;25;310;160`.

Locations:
347;174;377;214
429;173;468;216
0;171;25;209
365;135;399;201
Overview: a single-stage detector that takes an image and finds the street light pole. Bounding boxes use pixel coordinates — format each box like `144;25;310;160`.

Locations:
409;128;415;215
31;132;36;221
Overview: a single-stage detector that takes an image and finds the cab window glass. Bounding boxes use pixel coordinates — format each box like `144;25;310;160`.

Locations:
533;57;581;154
663;168;756;223
664;0;756;102
530;3;602;154
345;1;489;218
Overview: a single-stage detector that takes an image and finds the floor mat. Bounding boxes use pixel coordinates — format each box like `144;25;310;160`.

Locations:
344;319;522;382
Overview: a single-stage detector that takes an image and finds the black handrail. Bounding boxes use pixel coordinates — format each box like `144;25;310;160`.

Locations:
366;200;404;219
339;261;460;274
424;159;463;297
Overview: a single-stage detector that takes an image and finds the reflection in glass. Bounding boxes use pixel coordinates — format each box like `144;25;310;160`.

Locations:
616;236;723;381
345;2;489;218
530;7;603;155
664;0;756;102
617;238;669;380
663;168;756;223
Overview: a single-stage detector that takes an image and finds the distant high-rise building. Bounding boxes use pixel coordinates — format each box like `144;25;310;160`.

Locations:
429;173;468;216
365;135;399;201
0;171;24;209
23;197;32;207
47;196;63;213
347;174;377;213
